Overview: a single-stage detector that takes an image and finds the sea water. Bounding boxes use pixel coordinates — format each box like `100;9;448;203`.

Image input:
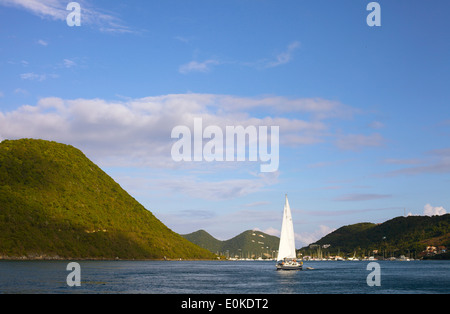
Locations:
0;260;449;294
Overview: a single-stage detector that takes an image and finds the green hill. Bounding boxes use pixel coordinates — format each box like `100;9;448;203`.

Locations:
181;230;223;253
182;229;280;259
300;214;450;258
0;139;216;260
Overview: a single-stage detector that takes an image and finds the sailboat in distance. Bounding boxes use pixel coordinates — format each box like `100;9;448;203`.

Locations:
276;195;303;270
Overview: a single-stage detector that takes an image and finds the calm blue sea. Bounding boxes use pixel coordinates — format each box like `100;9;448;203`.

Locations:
0;260;449;294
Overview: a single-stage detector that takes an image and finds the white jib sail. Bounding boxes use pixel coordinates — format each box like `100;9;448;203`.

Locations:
277;195;297;260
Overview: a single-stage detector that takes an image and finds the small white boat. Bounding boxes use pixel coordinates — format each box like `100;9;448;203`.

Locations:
276;195;303;271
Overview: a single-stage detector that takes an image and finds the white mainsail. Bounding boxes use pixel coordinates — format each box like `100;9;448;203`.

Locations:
277;195;297;260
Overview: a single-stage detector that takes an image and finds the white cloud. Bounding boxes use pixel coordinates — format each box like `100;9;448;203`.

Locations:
37;39;48;46
296;225;335;247
179;59;220;74
20;72;58;81
174;36;194;44
242;41;301;70
63;58;76;68
424;203;447;216
265;41;300;68
13;88;28;95
262;227;280;237
20;72;45;81
0;0;133;33
205;95;355;120
0;0;68;20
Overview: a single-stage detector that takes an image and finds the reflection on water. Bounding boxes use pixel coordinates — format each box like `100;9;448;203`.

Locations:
275;270;300;294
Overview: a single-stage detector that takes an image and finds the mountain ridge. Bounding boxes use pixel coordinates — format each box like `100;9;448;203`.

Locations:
184;214;450;259
182;229;280;259
300;214;450;258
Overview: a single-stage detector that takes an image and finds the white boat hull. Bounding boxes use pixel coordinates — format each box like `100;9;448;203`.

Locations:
276;260;303;271
276;265;302;270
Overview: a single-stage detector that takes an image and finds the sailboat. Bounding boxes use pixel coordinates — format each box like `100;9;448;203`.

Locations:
276;195;303;270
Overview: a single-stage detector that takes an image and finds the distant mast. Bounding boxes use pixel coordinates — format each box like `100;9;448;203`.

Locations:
277;194;297;261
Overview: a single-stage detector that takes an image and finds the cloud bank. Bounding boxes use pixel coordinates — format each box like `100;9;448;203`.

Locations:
0;93;382;200
0;93;360;168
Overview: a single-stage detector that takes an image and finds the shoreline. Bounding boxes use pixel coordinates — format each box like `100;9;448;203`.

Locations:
0;256;219;261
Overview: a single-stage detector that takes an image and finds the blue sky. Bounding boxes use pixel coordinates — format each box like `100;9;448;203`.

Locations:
1;0;449;247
